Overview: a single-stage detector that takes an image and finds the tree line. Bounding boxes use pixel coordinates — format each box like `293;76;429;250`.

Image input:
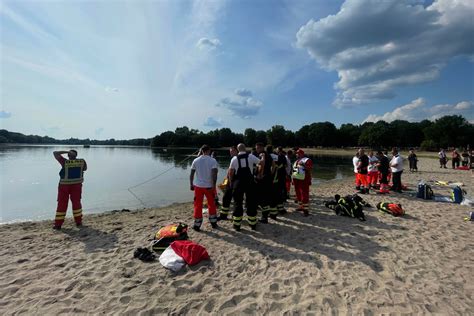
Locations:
1;115;472;150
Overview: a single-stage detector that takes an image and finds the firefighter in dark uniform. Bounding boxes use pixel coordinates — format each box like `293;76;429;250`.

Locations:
218;146;238;220
255;143;275;223
229;143;260;231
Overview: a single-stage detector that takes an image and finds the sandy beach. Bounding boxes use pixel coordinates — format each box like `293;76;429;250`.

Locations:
1;158;473;315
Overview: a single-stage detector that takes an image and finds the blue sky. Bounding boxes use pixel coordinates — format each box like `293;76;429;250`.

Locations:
1;0;473;139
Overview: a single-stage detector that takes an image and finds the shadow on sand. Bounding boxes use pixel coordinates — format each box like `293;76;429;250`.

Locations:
61;225;118;253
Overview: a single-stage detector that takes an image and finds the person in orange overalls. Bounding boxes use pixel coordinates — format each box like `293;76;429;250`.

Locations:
53;150;87;229
292;149;313;216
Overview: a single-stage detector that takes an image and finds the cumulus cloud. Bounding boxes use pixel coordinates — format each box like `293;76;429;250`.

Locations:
234;88;253;97
105;86;118;93
196;37;221;50
296;0;474;107
363;98;473;123
203;117;223;127
216;89;263;119
0;110;12;119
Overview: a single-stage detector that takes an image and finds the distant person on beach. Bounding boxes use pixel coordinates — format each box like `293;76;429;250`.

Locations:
367;150;379;188
189;145;218;231
390;148;403;193
285;149;293;200
451;148;460;169
352;152;360;190
461;149;469;167
438;149;447;168
408;148;418;172
357;148;369;194
228;143;260;231
53;150;87;229
292;149;313;216
218;146;238;220
377;151;390;193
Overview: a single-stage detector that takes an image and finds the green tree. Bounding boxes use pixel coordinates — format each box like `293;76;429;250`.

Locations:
244;128;257;146
266;125;287;146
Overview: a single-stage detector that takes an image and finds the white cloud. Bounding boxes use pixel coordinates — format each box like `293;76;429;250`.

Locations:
0;110;12;119
196;37;221;50
105;87;118;93
203;117;223;127
363;99;473;123
296;0;474;107
216;89;263;119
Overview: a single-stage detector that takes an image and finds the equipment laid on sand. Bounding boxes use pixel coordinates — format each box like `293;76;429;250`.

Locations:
451;186;466;204
324;194;370;221
376;202;405;217
151;223;189;252
133;248;156;262
417;181;434;200
464;211;474;221
159;240;210;272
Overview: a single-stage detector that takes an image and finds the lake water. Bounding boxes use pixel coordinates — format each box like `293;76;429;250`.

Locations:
0;145;354;223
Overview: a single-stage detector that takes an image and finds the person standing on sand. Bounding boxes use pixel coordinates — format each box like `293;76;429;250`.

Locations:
408;148;418;172
367;150;379;189
53;150;87;229
292;149;313;216
390;148;404;193
189;145;218;231
218;146;238;221
377;151;390;193
357;148;370;194
439;148;447;168
452;148;460;169
352;152;360;191
229;143;260;231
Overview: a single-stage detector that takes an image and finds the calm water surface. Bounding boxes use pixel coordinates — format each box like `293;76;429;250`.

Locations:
0;145;353;223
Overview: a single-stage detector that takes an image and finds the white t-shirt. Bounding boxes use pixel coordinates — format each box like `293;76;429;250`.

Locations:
390;155;404;173
352;156;359;173
229;152;260;173
368;156;379;172
285;156;292;176
191;155;218;188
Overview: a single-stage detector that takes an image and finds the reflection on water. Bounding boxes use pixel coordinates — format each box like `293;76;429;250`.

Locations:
0;145;353;223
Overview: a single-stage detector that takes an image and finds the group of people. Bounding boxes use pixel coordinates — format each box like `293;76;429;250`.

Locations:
189;143;312;232
352;147;405;194
438;148;473;169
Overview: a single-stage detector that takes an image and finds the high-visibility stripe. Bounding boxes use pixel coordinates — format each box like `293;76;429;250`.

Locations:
246;216;257;225
56;211;66;215
73;209;82;214
55;216;66;220
233;216;243;221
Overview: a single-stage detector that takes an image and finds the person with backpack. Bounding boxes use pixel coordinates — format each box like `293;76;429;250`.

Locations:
357;148;370;194
53;149;87;229
254;143;275;223
229;143;261;231
292;149;313;216
189;145;219;231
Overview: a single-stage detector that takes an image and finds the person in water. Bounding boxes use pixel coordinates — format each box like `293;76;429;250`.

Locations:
53;150;87;229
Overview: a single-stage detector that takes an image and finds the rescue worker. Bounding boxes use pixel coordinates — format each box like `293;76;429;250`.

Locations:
229;143;260;231
367;150;379;189
53;149;87;229
189;145;218;231
285;149;293;200
376;151;390;193
218;146;238;220
267;145;280;220
357;148;369;194
275;147;288;215
292;149;313;216
352;152;360;190
255;143;275;223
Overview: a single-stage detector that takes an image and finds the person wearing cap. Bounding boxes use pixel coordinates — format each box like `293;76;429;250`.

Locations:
292;149;313;216
190;145;219;231
53;149;87;229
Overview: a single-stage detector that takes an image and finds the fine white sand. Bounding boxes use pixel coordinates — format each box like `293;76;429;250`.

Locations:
1;158;473;314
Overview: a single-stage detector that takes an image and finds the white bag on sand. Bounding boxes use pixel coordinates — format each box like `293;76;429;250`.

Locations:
159;247;186;272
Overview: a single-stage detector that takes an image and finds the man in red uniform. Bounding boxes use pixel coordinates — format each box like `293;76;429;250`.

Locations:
53;150;87;229
292;149;313;216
